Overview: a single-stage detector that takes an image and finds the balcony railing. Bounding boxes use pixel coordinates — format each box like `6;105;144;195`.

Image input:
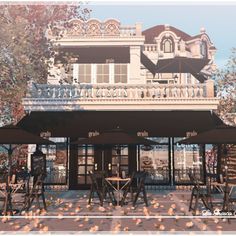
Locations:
26;83;211;100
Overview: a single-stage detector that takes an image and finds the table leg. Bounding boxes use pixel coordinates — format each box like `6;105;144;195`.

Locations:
117;180;120;206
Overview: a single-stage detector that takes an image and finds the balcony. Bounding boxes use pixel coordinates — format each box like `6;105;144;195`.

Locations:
23;82;219;111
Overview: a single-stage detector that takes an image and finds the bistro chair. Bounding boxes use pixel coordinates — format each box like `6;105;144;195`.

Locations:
121;171;148;207
222;167;236;212
88;171;115;206
188;172;212;214
120;172;135;206
20;173;47;212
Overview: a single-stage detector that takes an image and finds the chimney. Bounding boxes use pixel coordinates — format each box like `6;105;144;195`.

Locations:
200;27;206;34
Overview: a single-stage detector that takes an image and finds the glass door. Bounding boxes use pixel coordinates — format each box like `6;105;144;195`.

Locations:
77;145;94;186
111;146;129;177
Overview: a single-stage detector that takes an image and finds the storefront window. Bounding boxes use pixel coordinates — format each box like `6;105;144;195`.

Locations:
174;138;204;183
139;137;170;184
40;137;68;185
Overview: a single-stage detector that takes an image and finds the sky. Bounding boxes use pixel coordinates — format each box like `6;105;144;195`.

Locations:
87;1;236;69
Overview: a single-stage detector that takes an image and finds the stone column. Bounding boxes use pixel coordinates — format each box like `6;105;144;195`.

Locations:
205;79;215;97
129;46;143;84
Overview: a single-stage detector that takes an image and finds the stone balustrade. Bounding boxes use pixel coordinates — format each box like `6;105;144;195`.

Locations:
26;83;210;100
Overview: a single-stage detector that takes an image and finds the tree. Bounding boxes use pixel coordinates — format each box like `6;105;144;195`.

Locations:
0;4;91;125
214;48;236;125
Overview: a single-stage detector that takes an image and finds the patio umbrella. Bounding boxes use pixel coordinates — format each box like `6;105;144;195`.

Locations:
177;125;236;145
156;57;210;82
0;124;54;215
72;128;157;176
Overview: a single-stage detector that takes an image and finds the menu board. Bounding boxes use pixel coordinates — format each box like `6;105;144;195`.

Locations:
31;150;46;176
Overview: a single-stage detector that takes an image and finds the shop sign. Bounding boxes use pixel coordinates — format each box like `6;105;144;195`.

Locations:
137;130;149;137
40;131;51;139
88;130;100;138
186;130;197;138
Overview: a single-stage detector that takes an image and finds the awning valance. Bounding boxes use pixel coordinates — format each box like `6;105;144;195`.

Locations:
55;46;130;64
18;111;223;138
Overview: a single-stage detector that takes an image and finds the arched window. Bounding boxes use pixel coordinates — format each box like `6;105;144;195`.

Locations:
201;41;208;58
161;37;174;53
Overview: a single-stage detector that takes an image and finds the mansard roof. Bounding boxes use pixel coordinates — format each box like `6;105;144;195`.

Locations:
143;25;196;43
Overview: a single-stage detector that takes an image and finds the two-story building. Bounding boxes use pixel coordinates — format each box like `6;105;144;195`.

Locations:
19;19;221;190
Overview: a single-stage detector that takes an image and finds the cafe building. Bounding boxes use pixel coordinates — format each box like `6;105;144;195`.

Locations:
18;19;221;190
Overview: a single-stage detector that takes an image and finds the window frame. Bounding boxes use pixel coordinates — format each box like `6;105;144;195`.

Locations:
114;64;128;83
96;64;110;83
78;64;92;84
161;37;175;53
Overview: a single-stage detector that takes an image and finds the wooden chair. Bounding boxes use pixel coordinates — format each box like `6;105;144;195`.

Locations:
121;171;148;207
20;174;47;212
188;172;212;214
132;171;148;207
88;171;115;206
0;173;13;215
222;167;236;212
120;172;135;206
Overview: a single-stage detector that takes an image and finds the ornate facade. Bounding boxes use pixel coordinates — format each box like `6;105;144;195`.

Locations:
23;19;219;112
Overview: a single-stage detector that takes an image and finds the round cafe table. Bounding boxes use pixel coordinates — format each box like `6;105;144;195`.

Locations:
105;177;131;206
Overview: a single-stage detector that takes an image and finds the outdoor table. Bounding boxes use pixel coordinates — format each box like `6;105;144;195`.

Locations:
0;183;25;197
0;182;25;214
211;181;236;194
105;177;131;206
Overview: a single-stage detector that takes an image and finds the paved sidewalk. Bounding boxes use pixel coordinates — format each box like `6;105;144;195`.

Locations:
0;190;236;233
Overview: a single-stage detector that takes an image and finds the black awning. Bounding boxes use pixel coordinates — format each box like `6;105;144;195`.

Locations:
17;111;223;138
55;46;130;64
156;57;209;74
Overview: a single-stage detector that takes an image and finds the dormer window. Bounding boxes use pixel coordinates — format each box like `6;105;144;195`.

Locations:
201;41;208;58
161;37;174;53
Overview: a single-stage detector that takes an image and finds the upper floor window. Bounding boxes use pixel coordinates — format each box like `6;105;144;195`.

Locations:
114;64;128;83
97;64;109;83
201;41;208;58
161;37;174;53
78;64;91;83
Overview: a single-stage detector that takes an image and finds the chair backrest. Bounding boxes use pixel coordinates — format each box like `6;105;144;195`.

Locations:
188;171;202;191
89;171;106;189
133;171;147;189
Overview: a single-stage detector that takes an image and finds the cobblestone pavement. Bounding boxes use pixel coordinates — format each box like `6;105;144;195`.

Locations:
0;190;236;233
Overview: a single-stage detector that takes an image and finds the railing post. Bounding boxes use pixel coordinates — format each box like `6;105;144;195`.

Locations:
205;79;215;98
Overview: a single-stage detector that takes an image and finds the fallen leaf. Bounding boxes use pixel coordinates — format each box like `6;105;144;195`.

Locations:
89;225;99;232
22;225;31;232
186;221;194;228
136;219;142;225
